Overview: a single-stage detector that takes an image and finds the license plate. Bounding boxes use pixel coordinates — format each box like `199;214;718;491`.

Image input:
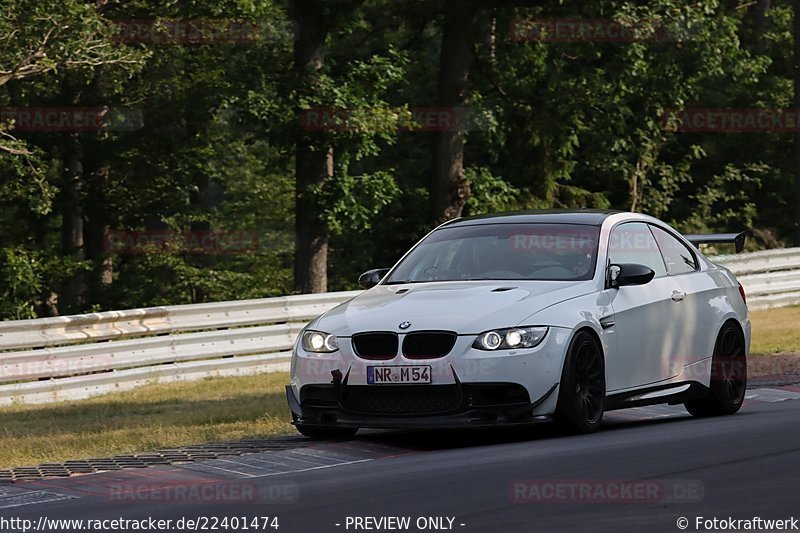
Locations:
367;365;431;384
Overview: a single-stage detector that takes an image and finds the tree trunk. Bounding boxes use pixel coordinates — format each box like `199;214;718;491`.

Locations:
293;0;331;293
753;0;772;44
61;134;86;312
84;151;113;307
80;71;114;310
295;145;333;293
430;0;476;224
794;0;800;245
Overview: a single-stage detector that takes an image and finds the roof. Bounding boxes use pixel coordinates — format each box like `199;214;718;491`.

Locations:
440;209;622;228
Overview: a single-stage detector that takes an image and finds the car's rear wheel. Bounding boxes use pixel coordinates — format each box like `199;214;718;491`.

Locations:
685;322;747;417
554;331;605;433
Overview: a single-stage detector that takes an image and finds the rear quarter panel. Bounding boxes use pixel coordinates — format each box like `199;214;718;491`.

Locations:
677;261;750;367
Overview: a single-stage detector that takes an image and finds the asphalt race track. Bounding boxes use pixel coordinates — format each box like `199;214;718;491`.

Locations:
4;385;800;533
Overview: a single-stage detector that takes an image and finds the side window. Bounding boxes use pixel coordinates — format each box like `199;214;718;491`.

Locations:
650;225;698;275
608;222;667;278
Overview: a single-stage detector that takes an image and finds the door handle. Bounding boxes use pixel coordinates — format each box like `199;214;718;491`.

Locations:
671;290;686;302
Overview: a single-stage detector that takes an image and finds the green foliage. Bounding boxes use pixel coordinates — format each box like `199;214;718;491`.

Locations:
0;0;798;318
0;145;55;216
298;49;409;234
0;248;41;319
681;164;765;233
322;171;401;234
0;0;144;86
465;167;520;215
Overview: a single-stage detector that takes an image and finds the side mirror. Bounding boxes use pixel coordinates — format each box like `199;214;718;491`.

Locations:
609;263;655;288
358;268;390;289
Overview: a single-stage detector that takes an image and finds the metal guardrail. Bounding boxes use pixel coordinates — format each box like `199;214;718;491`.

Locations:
0;247;797;406
715;247;800;310
0;291;361;405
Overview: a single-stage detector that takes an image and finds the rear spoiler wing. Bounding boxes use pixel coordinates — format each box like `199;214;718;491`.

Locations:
684;232;746;254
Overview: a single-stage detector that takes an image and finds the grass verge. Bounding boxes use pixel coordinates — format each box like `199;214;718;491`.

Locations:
749;306;800;355
0;372;294;469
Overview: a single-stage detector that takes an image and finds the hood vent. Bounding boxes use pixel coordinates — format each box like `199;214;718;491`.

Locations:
490;286;517;292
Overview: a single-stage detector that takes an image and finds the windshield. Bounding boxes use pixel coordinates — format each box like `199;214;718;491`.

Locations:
385;223;601;284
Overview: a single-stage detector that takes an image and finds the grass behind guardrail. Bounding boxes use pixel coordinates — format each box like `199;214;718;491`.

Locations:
750;306;800;355
0;306;798;470
0;372;294;469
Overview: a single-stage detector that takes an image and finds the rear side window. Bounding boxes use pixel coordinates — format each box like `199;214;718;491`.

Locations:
608;222;667;278
650;225;698;275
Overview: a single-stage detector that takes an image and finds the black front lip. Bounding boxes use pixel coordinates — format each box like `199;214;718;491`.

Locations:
285;383;557;429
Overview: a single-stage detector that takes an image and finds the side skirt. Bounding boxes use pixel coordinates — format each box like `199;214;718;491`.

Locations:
605;381;708;411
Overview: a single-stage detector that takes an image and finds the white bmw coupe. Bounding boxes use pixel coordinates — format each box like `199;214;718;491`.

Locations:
286;210;749;437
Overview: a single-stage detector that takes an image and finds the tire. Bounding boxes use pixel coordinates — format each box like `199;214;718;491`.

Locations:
685;322;747;417
554;331;606;433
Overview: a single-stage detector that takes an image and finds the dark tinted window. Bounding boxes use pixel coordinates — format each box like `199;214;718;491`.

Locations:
385;223;600;283
608;222;667;278
650;225;698;275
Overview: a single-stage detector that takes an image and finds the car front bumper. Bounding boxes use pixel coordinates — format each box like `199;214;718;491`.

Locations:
286;326;573;429
286;382;557;429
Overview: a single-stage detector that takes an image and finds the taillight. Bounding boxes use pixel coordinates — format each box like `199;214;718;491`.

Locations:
738;282;747;305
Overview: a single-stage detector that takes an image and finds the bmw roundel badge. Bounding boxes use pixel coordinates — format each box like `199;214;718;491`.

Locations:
398;321;411;330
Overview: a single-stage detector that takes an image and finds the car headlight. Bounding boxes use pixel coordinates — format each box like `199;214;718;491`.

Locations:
473;326;548;351
300;330;339;353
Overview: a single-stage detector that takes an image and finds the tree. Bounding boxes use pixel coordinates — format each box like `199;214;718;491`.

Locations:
290;0;407;293
0;0;144;316
430;0;478;224
0;0;140;152
794;0;800;244
292;0;334;293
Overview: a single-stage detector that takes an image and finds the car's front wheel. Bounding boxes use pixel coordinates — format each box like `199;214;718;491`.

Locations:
685;322;747;417
554;331;606;433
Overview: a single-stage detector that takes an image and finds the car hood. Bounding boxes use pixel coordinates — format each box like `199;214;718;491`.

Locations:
315;280;597;335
